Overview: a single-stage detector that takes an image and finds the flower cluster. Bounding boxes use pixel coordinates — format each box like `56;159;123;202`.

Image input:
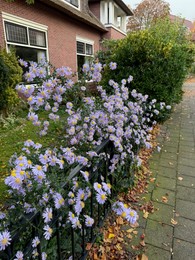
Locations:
0;60;171;258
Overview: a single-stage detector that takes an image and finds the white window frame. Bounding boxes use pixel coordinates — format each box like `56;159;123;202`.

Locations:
76;36;94;73
2;12;49;63
62;0;80;10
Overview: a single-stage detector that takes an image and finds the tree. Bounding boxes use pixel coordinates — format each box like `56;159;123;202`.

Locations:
127;0;170;31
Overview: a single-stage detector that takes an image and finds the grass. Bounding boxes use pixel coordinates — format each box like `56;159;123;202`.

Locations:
0;104;65;204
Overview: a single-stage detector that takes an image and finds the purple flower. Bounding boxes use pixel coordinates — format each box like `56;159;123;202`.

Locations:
0;230;11;251
14;251;24;260
84;215;94;227
43;225;53;240
43;208;53;223
32;236;40;248
96;190;107;204
109;62;117;70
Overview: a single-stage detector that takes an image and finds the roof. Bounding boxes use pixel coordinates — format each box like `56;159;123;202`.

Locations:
40;0;108;32
170;14;194;30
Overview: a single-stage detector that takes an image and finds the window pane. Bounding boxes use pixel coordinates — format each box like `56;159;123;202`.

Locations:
5;22;28;44
65;0;79;7
9;45;46;63
86;44;93;55
77;41;85;54
29;29;46;47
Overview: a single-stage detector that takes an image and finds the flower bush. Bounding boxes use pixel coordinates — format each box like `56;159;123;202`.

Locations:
0;59;170;259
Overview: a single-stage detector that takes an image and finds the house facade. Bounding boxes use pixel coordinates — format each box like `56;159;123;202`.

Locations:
0;0;133;73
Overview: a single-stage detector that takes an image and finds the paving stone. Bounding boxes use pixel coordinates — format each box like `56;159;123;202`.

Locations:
158;167;177;179
156;176;176;191
149;202;174;225
179;145;195;153
173;239;195;260
161;152;178;161
152;187;175;206
176;199;195;220
178;165;195;177
174;217;195;243
178;157;195;167
146;244;172;260
177;175;195;189
178;152;195;160
161;146;179;153
159;158;177;169
176;186;195;203
145;219;173;250
162;141;178;148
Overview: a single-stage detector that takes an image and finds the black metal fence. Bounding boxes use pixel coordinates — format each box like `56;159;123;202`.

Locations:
0;139;121;260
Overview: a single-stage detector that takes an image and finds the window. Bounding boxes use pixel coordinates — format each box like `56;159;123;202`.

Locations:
77;40;94;76
3;16;48;66
64;0;79;8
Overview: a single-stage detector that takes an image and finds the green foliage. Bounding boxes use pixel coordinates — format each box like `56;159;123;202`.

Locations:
6;0;34;4
0;49;23;114
100;18;195;113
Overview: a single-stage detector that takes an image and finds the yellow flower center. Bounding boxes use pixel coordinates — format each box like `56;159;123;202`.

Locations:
130;211;135;217
59;198;64;205
97;184;102;189
2;238;8;245
15;178;21;184
121;212;127;218
101;194;106;200
37;165;42;171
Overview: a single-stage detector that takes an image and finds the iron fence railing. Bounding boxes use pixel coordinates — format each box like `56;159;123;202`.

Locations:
0;139;124;260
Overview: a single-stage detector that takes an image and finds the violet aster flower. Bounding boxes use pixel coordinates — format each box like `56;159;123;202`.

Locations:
0;230;11;251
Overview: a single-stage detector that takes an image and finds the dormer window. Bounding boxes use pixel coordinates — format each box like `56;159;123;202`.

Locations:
100;0;131;33
64;0;79;8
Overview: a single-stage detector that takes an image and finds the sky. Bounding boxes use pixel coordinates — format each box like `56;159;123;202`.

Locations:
123;0;195;21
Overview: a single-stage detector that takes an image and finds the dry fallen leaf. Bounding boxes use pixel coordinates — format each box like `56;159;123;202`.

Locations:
116;216;124;225
143;210;149;219
140;240;146;247
86;243;92;251
161;196;168;203
150;178;156;183
136;254;148;260
178;177;183;181
126;228;134;233
108;233;115;239
171;218;178;225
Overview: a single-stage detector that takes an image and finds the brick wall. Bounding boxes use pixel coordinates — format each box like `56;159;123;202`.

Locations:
104;27;126;40
0;0;103;72
89;1;100;20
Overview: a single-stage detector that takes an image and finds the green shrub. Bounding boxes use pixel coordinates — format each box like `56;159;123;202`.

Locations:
100;18;195;108
0;49;23;115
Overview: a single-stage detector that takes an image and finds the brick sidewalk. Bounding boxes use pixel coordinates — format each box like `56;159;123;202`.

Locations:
142;81;195;259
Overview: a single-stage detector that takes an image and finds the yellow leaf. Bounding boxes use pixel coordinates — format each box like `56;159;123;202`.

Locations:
143;211;149;219
108;233;115;239
133;230;138;235
126;228;134;233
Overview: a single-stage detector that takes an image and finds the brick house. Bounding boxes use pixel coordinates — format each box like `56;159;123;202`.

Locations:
0;0;133;73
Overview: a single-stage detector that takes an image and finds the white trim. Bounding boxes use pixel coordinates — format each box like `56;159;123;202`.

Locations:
76;36;94;45
105;24;127;35
2;12;48;31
